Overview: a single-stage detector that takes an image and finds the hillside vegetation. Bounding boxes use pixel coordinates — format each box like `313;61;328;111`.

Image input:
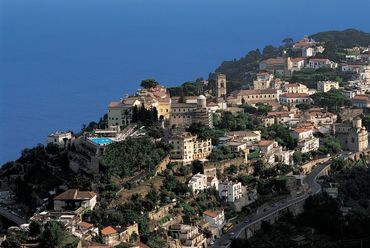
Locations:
310;28;370;48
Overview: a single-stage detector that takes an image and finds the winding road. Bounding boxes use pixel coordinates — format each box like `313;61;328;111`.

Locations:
212;161;331;248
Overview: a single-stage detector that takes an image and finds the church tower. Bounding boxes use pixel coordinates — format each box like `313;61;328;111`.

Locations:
215;74;227;98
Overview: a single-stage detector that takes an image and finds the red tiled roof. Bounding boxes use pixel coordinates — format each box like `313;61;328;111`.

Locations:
308;111;335;117
101;226;117;236
267;111;291;117
203;210;221;218
108;101;124;108
78;221;93;229
290;57;305;62
294;127;312;134
309;58;329;62
54;189;96;201
261;57;285;65
285;83;303;88
207;102;218;107
258;140;274;147
238;89;277;95
352;95;369;101
280;93;310;98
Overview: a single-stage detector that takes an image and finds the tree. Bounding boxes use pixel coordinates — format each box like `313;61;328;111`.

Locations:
293;151;303;164
140;79;159;89
296;103;311;111
29;221;42;237
41;221;66;247
282;37;294;47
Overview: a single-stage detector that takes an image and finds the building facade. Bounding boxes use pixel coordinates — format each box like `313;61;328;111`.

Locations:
334;117;368;152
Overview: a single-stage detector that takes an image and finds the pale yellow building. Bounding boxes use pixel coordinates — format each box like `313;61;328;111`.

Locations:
317;81;339;92
107;85;171;127
169;132;212;164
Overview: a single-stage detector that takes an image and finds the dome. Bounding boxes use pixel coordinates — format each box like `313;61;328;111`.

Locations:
197;95;206;100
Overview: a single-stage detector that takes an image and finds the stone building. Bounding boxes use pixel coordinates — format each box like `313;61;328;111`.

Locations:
214;74;227;98
227;89;278;106
170;95;213;128
334;117;368;152
253;72;274;90
108;85;171;127
168;224;207;248
169;132;212;164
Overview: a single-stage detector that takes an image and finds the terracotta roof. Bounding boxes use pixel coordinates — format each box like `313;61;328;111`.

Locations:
285;83;303;88
207;102;218;107
280;93;310;98
290;57;305;62
308;111;335;117
352;95;369;101
261;57;285;65
294;127;313;134
203;210;222;218
108;101;125;108
309;58;329;62
267;111;291;117
238;89;277;95
54;189;96;201
258;140;274;147
101;226;117;236
78;221;93;229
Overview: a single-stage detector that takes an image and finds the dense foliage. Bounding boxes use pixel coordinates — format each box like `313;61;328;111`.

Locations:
311;89;351;112
101;137;171;177
168;81;201;97
214;111;261;131
132;104;159;124
310;28;370;48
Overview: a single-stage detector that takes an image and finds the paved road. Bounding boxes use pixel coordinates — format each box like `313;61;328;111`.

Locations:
0;207;27;226
212;161;331;248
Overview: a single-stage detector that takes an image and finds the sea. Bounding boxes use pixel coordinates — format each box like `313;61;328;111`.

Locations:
1;0;370;164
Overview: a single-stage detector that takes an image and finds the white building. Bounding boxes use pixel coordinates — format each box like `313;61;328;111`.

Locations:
47;131;73;147
291;127;319;153
188;173;208;194
53;189;97;211
283;83;309;94
169;224;207;248
307;58;337;69
287;57;305;72
279;93;312;105
317;81;339;92
202;209;225;228
218;180;243;203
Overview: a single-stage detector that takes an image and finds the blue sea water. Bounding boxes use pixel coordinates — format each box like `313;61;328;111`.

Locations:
1;0;370;163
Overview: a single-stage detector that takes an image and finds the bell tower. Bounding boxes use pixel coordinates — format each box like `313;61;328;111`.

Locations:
215;74;227;98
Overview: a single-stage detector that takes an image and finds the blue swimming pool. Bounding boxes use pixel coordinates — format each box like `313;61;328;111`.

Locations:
89;137;113;145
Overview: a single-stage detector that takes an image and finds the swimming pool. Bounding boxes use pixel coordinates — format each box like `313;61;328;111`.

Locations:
89;137;113;145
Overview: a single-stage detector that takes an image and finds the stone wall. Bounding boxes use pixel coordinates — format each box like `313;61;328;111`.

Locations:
155;155;171;175
204;157;247;173
148;202;176;221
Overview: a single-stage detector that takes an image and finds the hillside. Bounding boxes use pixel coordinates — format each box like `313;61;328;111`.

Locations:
310;28;370;48
214;28;370;85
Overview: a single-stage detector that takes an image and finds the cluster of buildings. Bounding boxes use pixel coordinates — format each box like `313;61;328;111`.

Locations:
27;189;142;247
30;38;370;248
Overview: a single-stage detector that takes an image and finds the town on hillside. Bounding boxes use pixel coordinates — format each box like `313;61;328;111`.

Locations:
1;31;370;248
